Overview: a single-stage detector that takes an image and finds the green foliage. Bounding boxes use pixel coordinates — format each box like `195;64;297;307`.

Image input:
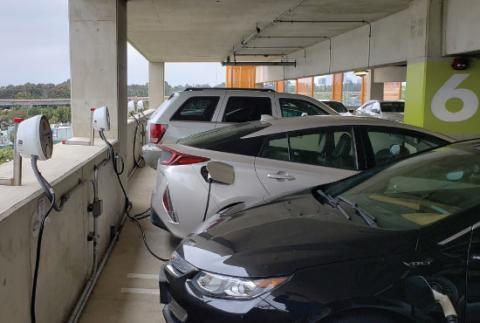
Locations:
128;83;149;97
1;80;227;100
0;80;71;99
0;147;13;164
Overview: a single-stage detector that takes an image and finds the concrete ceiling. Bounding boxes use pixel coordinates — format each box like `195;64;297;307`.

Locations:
127;0;411;63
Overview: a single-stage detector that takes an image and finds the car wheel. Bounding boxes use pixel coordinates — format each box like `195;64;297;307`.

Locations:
322;311;411;323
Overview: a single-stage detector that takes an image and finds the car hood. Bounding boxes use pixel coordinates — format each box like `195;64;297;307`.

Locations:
177;191;419;277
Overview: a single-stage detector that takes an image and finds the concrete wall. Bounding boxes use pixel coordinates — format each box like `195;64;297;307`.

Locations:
0;112;148;323
444;0;480;55
256;9;410;82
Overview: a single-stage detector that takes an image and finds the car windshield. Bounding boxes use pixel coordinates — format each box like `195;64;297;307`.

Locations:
381;102;404;113
325;101;348;113
335;142;480;230
178;121;270;148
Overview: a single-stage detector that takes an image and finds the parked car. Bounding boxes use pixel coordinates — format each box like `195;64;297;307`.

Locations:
320;100;350;114
148;115;453;238
355;100;405;122
143;88;338;146
160;139;480;323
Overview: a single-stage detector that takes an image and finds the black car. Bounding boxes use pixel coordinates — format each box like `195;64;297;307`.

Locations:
159;139;480;323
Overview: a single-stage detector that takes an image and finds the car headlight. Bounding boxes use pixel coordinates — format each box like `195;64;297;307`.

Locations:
192;271;287;299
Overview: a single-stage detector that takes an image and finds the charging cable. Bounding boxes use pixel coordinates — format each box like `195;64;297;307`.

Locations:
202;178;213;222
98;130;168;262
30;156;57;323
130;112;146;169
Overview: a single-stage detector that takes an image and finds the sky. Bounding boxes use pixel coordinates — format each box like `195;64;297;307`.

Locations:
0;0;225;86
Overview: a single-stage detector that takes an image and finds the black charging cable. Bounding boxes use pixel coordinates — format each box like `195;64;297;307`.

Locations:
30;156;57;323
202;179;213;222
130;113;146;169
99;131;168;262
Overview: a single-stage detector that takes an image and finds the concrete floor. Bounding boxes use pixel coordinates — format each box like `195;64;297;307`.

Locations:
79;166;178;323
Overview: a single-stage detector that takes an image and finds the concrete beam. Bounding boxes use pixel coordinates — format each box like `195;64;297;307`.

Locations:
69;0;128;157
148;62;165;109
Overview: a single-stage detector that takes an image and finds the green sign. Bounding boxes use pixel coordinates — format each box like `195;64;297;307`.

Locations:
405;58;480;137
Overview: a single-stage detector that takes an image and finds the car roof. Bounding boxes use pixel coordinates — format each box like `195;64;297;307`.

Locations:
244;115;455;141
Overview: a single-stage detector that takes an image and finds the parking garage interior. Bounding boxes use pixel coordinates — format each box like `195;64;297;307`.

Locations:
1;0;480;322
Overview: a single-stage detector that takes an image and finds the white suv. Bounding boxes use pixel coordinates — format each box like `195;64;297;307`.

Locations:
144;88;338;146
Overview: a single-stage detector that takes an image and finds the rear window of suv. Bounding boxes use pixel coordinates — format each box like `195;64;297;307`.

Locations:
179;121;270;156
171;96;220;121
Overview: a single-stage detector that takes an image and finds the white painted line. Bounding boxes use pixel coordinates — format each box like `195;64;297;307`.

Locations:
127;273;158;280
121;288;160;295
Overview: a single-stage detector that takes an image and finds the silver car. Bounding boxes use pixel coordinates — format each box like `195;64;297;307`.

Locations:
355;100;405;122
144;88;338;146
147;116;453;238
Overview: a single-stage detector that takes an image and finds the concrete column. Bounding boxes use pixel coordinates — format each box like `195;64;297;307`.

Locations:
69;0;128;155
148;62;165;109
364;69;384;101
404;0;480;138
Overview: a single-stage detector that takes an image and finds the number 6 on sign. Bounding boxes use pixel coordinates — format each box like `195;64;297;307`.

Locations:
431;74;478;122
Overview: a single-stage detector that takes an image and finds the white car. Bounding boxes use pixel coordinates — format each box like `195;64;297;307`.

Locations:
355;100;405;122
148;116;453;238
143;88;338;146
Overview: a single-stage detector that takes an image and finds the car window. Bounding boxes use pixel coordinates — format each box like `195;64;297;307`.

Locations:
366;128;448;166
279;98;328;117
381;102;404;113
260;135;290;161
171;96;220;121
260;127;357;170
324;101;348;113
290;128;357;170
178;121;270;154
222;96;272;123
339;143;480;230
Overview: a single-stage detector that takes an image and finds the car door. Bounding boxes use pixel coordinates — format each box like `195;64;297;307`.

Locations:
166;94;225;140
466;222;480;322
254;126;360;197
359;126;450;168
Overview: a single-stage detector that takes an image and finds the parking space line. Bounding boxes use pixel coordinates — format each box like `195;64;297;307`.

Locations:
121;288;160;295
127;273;158;280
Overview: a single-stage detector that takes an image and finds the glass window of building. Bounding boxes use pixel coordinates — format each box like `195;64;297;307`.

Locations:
313;75;333;100
263;82;275;90
284;80;297;94
342;72;362;109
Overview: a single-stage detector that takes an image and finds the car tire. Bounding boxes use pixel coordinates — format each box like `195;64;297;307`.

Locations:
322;311;410;323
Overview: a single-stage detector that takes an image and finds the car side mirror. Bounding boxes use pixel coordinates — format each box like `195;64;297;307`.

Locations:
142;143;162;169
206;161;235;185
404;276;436;309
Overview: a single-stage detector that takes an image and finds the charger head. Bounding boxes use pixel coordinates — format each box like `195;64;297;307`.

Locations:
16;115;53;160
92;106;110;131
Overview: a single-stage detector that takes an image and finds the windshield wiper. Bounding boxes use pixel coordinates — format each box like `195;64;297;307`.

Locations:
337;196;378;228
316;189;351;221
